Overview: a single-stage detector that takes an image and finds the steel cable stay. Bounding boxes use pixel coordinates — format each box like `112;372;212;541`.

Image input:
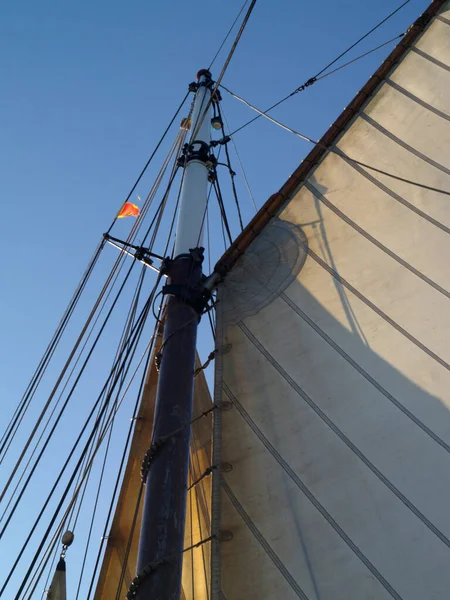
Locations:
85;300;163;600
189;0;258;144
114;484;145;600
2;264;149;528
23;322;156;600
208;0;250;70
5;280;161;599
105;90;191;235
41;533;62;599
220;106;258;213
1;122;188;515
215;102;244;231
0;258;155;540
84;331;156;599
69;266;149;534
0;239;105;464
0;256;150;526
73;267;150;599
0;254;141;526
223;87;450;198
20;278;164;599
224;32;405;137
213;176;233;246
225;0;413;137
0;95;192;487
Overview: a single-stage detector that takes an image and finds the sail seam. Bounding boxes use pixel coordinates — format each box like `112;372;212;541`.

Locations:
411;46;450;72
222;383;403;600
359;113;450;176
280;292;450;455
304;181;450;300
385;79;450;121
237;321;450;549
436;15;450;26
221;477;311;600
335;152;450;236
305;246;450;373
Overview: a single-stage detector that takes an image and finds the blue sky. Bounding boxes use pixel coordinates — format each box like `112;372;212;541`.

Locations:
0;0;431;596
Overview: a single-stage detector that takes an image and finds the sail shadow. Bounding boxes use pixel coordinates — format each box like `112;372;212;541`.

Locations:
220;219;308;326
305;174;369;346
219;267;450;600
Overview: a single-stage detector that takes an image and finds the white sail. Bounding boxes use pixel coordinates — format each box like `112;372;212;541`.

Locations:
213;1;450;598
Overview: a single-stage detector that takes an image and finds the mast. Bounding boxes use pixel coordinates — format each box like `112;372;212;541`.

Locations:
133;69;213;600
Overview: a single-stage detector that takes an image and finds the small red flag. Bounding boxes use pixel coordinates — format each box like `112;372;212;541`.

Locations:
117;202;140;219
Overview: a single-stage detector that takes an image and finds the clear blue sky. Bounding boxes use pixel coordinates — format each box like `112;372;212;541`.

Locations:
0;0;431;596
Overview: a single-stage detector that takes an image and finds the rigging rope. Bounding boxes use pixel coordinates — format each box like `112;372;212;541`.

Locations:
74;266;149;599
227;0;412;137
0;259;144;534
216;103;244;231
6;281;159;598
0;239;104;464
105;91;190;235
1;92;190;479
314;34;404;82
221;107;258;212
208;0;250;69
190;0;258;142
1;91;191;497
222;86;450;198
84;326;157;599
1;118;186;528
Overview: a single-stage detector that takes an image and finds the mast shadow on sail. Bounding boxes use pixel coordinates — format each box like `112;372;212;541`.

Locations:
215;199;450;599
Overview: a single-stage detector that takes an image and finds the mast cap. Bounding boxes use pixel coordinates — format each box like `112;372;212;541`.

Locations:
196;69;211;81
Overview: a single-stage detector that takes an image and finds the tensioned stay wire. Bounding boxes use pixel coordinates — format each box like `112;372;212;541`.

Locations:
1;118;186;520
1;95;190;487
7;279;159;598
208;0;250;70
222;86;450;198
226;0;412;137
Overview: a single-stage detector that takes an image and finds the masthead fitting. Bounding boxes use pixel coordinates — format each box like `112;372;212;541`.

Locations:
196;69;212;81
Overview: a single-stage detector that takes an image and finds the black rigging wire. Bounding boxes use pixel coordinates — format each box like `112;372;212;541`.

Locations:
74;265;149;599
114;484;145;600
222;87;450;198
314;33;404;82
85;313;159;600
16;132;180;592
216;102;244;231
213;176;233;246
25;311;157;600
317;0;411;78
1;112;185;472
105;91;190;235
6;279;159;599
190;0;258;142
221;107;258;213
0;258;144;539
2;122;185;522
208;0;250;69
0;239;104;463
226;0;412;137
70;266;147;533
